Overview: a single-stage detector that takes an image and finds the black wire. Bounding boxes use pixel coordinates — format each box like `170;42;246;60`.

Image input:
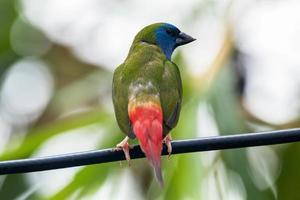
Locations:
1;128;300;175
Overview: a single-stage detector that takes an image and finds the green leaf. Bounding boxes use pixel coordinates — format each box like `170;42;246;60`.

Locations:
0;109;113;160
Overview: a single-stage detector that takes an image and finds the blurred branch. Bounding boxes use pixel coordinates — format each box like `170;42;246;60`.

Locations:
240;103;300;129
192;24;234;93
1;128;300;175
192;1;235;94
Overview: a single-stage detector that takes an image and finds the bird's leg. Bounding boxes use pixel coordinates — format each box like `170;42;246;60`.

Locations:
114;136;132;165
163;134;172;159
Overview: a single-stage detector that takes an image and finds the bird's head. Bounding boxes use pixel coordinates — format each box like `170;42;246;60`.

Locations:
132;23;196;60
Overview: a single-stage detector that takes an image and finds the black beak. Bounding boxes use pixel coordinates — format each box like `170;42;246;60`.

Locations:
175;32;196;47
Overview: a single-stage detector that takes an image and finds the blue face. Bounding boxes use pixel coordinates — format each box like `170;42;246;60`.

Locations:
155;23;180;60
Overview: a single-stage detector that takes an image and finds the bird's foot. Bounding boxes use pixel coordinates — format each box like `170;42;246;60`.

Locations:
113;136;132;165
163;134;172;160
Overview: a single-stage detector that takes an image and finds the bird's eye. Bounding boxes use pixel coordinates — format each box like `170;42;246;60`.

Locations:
166;28;176;37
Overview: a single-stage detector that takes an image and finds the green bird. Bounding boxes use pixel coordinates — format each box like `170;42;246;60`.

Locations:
112;23;195;186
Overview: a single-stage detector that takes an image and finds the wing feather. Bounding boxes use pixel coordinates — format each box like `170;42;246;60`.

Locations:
160;61;182;135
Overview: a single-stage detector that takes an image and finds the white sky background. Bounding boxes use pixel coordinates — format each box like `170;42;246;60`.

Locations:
0;0;299;198
20;0;209;69
232;0;300;124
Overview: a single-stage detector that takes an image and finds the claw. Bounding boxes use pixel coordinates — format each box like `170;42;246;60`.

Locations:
163;134;172;159
114;136;132;165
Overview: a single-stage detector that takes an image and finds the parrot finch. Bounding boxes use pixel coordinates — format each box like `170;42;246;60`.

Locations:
112;23;195;186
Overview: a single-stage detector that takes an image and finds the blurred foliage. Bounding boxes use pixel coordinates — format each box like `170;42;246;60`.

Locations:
0;0;18;76
0;1;300;200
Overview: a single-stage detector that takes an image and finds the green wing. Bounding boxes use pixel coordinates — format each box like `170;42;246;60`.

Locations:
112;63;135;138
160;60;182;135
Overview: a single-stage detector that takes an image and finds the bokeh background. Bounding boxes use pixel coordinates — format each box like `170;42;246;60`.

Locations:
0;0;300;199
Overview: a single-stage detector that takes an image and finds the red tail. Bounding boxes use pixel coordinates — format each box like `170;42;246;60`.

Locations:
129;103;164;186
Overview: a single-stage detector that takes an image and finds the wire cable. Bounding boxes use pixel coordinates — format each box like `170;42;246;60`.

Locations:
0;128;300;175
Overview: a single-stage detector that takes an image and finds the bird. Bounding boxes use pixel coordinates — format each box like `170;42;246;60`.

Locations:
112;23;195;186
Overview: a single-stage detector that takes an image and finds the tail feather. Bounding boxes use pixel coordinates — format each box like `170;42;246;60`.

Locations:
129;103;164;186
154;163;164;187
